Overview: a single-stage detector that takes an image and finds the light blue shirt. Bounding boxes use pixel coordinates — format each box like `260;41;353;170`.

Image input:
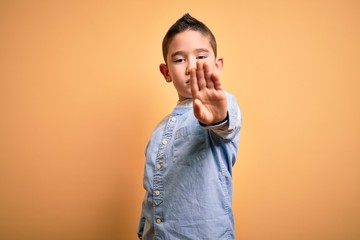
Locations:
138;92;242;240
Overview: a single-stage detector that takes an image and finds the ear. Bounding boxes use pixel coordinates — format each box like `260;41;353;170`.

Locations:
159;63;172;82
215;57;224;72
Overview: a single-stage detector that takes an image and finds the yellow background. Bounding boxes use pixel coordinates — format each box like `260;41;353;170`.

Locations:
1;0;359;239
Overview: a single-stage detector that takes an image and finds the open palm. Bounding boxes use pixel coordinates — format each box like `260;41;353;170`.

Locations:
190;61;227;125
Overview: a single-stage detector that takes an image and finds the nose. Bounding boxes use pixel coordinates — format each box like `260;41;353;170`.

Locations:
186;58;197;75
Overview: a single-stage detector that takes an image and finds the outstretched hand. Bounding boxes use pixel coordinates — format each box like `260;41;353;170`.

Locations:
190;61;227;125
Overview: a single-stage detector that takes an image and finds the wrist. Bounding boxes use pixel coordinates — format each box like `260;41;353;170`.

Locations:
199;112;229;127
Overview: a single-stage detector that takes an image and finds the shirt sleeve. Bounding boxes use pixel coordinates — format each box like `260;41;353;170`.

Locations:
137;213;145;239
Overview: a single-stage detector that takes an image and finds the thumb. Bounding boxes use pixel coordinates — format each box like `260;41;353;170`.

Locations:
193;98;206;123
193;98;202;115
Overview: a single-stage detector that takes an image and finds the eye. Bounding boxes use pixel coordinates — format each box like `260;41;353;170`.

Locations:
174;58;185;63
197;55;207;60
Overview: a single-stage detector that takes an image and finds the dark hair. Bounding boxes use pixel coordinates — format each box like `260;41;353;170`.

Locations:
162;13;217;63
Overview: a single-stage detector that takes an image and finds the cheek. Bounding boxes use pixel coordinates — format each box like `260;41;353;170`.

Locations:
203;57;216;66
170;66;185;76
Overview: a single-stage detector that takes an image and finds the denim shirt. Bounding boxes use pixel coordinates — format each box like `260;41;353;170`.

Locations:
138;92;242;240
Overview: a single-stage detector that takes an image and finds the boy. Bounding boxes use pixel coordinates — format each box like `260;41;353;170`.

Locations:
138;13;242;239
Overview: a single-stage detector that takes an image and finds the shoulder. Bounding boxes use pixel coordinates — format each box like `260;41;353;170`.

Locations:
224;91;241;113
225;91;238;103
225;91;242;132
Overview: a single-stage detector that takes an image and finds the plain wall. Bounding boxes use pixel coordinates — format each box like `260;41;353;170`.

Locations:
1;0;359;239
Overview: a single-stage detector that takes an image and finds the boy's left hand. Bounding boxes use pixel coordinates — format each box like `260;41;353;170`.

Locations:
190;61;228;125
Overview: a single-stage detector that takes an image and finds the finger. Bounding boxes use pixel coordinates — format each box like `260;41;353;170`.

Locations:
190;67;199;94
196;61;206;90
203;62;214;89
211;70;223;90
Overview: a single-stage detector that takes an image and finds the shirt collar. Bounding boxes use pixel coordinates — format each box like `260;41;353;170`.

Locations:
176;98;193;108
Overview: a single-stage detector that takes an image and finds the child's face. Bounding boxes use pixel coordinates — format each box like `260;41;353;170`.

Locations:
160;30;222;101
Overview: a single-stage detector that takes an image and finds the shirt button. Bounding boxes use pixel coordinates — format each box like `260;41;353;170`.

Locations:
154;190;160;196
171;117;176;122
156;164;161;170
156;218;162;224
162;139;168;145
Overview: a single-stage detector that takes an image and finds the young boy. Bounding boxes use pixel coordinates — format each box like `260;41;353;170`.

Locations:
138;13;242;239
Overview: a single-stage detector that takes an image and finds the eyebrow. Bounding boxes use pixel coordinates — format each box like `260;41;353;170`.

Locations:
170;48;210;58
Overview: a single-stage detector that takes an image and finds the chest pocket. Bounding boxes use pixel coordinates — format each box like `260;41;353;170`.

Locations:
173;125;207;166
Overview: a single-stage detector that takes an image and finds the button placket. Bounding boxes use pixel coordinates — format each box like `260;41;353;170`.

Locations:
153;115;177;226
